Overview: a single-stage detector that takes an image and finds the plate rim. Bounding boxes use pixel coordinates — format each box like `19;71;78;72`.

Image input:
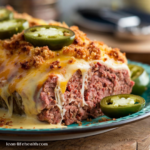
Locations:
0;111;149;134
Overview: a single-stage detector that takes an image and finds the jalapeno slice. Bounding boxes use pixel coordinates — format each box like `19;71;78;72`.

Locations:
0;8;13;21
24;25;75;50
0;19;29;39
100;94;145;118
128;64;149;95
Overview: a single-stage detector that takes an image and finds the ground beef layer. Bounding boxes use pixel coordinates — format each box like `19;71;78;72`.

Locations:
38;62;134;125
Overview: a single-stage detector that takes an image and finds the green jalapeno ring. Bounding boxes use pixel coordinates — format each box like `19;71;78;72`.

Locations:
0;8;13;21
128;64;149;95
100;94;145;118
24;25;75;50
0;19;29;39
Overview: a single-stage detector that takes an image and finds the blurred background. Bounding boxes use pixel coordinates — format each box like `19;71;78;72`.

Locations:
0;0;150;64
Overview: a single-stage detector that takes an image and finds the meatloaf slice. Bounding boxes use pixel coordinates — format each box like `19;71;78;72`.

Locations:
37;62;134;125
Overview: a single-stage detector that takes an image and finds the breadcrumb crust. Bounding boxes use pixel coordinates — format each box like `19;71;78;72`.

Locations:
1;8;127;69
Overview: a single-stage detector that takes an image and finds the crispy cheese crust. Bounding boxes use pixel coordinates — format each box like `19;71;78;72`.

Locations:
3;6;127;69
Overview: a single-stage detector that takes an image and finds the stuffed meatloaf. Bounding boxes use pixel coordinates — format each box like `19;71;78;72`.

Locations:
0;8;134;125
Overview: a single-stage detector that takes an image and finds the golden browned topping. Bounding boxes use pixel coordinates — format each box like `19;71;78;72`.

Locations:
2;33;55;68
108;48;125;63
3;32;31;51
70;26;89;46
1;19;127;70
33;55;45;67
62;41;102;61
20;60;33;70
3;6;127;65
34;46;55;60
87;42;101;60
20;55;45;69
50;60;61;70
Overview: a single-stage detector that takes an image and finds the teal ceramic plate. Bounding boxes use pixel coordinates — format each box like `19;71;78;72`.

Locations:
0;60;150;135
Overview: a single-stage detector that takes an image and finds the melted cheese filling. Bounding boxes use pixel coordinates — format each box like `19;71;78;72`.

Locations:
0;43;129;129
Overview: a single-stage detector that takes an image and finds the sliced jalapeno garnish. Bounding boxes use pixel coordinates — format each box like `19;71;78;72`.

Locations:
0;19;29;39
128;64;149;95
100;94;145;118
24;25;75;50
0;8;13;21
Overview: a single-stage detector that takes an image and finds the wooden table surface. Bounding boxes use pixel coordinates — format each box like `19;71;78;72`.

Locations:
0;30;150;150
0;116;150;150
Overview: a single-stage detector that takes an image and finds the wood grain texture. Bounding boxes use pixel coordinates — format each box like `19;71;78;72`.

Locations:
1;116;150;150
